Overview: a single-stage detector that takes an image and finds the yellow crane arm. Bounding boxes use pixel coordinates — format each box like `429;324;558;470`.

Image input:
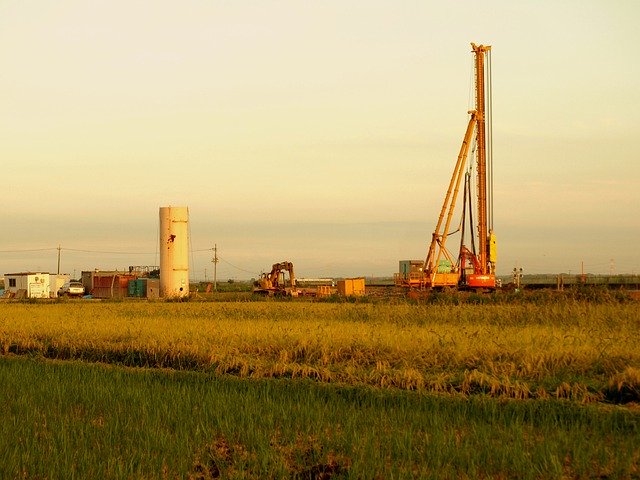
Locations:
424;111;477;275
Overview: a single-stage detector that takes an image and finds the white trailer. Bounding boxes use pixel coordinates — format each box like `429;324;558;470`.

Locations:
3;272;51;298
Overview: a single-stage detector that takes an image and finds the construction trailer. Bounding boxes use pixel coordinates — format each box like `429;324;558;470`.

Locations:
3;272;52;298
396;43;497;290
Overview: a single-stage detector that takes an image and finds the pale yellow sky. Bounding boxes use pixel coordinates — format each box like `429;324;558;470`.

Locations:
1;1;639;278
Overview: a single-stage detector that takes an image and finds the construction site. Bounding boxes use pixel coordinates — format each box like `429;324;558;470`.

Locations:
3;0;640;475
1;43;638;300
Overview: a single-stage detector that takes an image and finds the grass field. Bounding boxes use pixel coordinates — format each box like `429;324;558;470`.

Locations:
1;296;639;401
1;356;639;479
1;293;639;478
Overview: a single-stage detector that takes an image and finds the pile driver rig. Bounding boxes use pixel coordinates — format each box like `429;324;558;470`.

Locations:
397;43;496;290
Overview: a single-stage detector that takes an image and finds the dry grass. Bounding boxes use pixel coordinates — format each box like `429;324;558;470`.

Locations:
1;300;639;402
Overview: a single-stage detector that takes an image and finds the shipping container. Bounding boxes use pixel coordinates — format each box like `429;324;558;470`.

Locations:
337;278;365;296
91;273;136;299
128;279;143;297
128;278;159;299
144;278;159;299
437;259;453;273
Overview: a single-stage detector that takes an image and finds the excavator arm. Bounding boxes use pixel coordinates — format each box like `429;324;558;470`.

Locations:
254;261;298;296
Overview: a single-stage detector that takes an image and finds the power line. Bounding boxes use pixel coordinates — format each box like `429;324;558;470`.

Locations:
0;247;57;253
63;248;156;255
218;255;259;276
0;245;157;255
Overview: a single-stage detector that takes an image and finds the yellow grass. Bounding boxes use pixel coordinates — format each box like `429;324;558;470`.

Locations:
1;300;639;401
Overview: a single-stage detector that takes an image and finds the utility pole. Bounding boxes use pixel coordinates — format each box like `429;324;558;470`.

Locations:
512;266;523;289
57;244;61;274
212;244;219;292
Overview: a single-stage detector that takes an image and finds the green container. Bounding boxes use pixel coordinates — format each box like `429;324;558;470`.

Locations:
128;279;144;297
437;259;452;274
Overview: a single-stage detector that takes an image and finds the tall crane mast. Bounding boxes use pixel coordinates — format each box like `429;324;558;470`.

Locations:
474;43;489;275
469;43;496;286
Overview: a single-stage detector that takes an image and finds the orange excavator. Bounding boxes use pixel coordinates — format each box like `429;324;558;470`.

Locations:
396;43;497;290
253;261;300;297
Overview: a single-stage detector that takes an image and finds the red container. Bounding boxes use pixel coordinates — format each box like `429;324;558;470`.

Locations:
91;273;137;299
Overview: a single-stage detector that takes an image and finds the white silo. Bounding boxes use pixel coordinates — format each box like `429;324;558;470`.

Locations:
159;206;190;298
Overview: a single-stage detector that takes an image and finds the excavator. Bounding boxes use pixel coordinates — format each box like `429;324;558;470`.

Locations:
253;261;300;297
396;43;497;290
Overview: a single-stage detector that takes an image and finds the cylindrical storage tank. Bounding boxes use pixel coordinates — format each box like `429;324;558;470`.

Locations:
159;206;190;298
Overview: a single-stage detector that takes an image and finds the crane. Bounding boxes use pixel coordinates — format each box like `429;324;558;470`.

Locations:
396;43;496;290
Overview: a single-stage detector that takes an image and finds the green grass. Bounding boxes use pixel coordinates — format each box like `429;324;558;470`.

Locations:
1;356;639;479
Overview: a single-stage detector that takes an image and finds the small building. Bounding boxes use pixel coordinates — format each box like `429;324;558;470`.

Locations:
3;272;51;298
337;278;366;297
396;260;424;283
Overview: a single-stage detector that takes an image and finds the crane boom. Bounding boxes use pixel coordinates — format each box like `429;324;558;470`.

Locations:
423;112;477;288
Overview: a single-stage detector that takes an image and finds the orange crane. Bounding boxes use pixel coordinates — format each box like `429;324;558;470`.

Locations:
397;43;496;290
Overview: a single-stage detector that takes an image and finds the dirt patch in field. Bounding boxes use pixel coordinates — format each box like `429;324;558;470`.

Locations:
189;434;350;479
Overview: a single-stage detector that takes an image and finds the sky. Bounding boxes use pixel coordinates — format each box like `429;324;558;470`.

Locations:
1;0;639;280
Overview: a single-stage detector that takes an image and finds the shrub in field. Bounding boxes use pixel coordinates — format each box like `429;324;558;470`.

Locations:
566;286;623;304
427;290;461;305
604;367;640;404
496;287;633;305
